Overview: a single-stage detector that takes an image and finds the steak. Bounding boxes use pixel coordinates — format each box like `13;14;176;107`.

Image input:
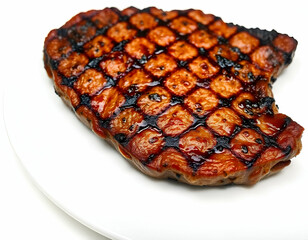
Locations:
43;7;304;185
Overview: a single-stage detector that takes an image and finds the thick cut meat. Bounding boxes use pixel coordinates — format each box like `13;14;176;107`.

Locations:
44;7;304;186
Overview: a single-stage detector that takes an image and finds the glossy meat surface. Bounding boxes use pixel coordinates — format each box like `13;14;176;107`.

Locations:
44;7;304;185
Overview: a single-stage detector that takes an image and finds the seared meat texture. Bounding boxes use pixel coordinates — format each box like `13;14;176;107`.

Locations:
44;7;304;185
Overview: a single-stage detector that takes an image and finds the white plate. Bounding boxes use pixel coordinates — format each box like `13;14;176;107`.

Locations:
3;1;308;239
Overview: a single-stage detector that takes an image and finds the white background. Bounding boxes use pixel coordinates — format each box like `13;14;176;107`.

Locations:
0;106;109;240
1;0;308;239
1;1;107;239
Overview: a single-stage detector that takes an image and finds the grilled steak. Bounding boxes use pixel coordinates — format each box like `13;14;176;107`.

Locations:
44;7;304;185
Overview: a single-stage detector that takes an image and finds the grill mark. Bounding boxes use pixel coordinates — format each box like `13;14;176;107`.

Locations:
44;7;299;174
61;76;77;88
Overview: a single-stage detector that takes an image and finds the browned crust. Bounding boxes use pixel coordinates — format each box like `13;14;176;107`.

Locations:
46;65;301;186
43;7;304;186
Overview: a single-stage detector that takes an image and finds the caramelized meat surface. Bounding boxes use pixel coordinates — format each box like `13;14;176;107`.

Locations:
44;7;304;186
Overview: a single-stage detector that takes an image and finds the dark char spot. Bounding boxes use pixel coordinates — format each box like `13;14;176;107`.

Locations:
80;94;91;108
112;40;128;52
114;133;127;144
241;145;248;154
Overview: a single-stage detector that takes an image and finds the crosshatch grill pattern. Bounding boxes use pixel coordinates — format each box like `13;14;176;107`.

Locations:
44;7;304;185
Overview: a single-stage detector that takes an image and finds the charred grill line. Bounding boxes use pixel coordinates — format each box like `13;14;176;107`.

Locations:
98;117;111;130
44;6;303;186
114;133;129;145
49;58;59;70
141;115;159;130
61;76;77;88
87;56;104;69
214;136;231;151
164;136;180;149
216;55;236;68
104;75;116;88
233;25;279;46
